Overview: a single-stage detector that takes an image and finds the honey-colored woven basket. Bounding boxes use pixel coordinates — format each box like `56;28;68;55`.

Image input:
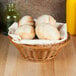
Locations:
8;34;70;62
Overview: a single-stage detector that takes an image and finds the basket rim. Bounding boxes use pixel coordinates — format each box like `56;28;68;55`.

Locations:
8;33;70;50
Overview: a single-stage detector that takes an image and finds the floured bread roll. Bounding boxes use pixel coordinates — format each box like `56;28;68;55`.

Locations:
36;15;56;27
19;16;34;27
15;25;35;39
36;23;60;40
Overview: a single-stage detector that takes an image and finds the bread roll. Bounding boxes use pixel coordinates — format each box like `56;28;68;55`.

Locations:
19;16;34;27
36;23;60;40
15;25;35;39
36;15;56;27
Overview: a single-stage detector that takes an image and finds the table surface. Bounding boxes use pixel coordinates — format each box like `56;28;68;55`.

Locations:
0;34;76;76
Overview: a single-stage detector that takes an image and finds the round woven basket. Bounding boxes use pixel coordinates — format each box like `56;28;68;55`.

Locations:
8;34;70;62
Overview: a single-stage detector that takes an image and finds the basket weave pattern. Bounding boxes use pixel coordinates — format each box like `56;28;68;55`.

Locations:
9;35;70;62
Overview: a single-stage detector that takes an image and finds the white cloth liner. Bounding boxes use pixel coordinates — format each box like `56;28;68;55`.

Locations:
8;22;68;45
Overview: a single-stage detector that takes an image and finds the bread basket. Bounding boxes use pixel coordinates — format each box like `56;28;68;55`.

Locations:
8;33;70;62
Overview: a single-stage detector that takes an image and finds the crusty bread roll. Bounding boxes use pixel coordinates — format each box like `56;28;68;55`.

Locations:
15;25;35;39
36;23;60;40
36;15;56;27
19;16;34;27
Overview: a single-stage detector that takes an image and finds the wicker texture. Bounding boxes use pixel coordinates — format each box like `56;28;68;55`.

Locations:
9;34;70;62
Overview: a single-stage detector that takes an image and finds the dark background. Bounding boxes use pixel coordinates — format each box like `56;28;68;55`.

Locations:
0;0;66;23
